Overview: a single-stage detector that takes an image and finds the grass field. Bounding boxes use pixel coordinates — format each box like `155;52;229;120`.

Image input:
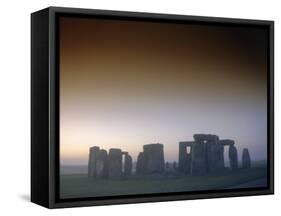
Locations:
60;167;267;199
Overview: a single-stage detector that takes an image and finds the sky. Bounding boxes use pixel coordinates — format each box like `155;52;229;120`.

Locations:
59;16;268;165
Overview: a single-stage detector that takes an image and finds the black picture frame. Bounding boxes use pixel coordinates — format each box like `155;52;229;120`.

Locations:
31;6;274;209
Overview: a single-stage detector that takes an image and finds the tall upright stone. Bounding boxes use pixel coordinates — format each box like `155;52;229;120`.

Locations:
242;148;251;169
206;135;223;173
88;146;100;177
136;152;145;174
108;148;122;179
88;146;108;178
191;135;208;175
143;143;165;174
219;139;237;171
95;149;108;178
229;145;238;171
136;143;165;174
124;153;133;176
192;134;220;175
178;141;194;174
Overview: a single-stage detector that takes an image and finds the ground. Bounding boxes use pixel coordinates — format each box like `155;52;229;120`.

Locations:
60;167;267;199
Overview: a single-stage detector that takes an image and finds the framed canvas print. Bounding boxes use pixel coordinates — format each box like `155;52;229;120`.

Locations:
31;7;274;208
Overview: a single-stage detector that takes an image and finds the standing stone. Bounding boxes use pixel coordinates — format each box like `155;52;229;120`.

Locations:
96;149;108;178
178;141;193;174
242;148;251;168
136;152;145;174
88;146;100;178
143;143;165;174
191;140;207;175
88;146;108;178
192;134;219;175
219;139;237;171
124;153;132;176
217;144;225;170
108;148;122;179
229;145;238;171
206;135;223;173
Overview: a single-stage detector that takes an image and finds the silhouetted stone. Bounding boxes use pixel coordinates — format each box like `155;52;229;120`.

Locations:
178;141;194;174
191;134;221;175
88;146;100;177
108;148;122;179
191;139;207;175
136;152;145;174
88;146;108;178
206;136;223;173
136;144;165;174
143;143;165;174
229;145;238;171
218;139;234;146
96;149;108;178
242;148;251;168
219;139;236;171
180;134;242;175
124;153;132;176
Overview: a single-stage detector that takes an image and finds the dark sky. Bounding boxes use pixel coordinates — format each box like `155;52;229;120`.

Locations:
59;16;268;165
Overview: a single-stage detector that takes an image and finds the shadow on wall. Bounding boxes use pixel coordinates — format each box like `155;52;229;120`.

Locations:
19;194;30;202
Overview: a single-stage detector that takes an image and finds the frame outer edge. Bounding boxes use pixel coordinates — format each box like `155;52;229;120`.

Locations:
49;7;56;209
40;6;275;208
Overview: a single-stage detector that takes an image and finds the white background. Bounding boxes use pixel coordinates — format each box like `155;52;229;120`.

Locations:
0;0;279;214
